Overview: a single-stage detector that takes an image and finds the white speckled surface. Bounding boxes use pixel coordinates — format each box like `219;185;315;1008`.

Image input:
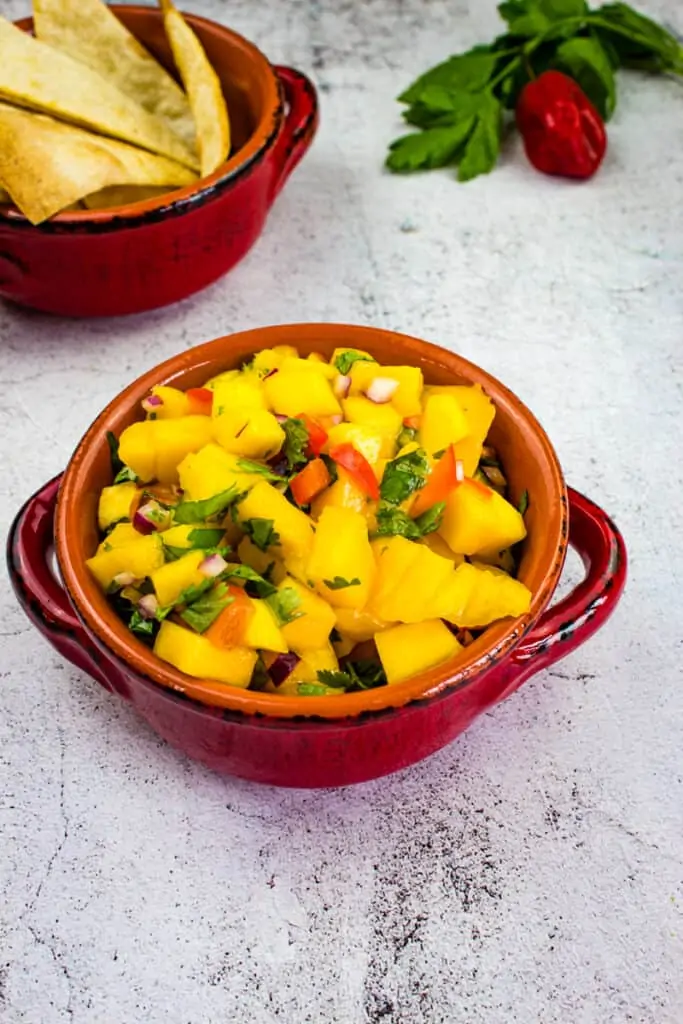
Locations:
1;0;682;1020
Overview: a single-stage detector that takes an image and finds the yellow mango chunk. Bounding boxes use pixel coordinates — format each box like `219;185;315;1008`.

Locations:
279;576;336;652
154;619;257;687
280;356;336;380
385;544;454;623
118;416;213;484
86;534;164;589
326;422;384;469
267;642;340;694
264;369;341;418
307;507;375;609
248;346;299;376
456;563;532;628
211;374;267;416
160;523;224;550
237;481;314;561
334;606;396;643
431;562;481;623
213;408;284;459
368;536;422;621
349;363;423;417
329;347;375;370
376;620;462;685
419;393;469;457
237;536;279;578
177;443;262;501
96;522;141;551
310;467;368;520
204;369;239;391
97;481;139;531
425;385;495;477
342;396;401;458
150;549;206;607
439;481;527;556
148;385;190;419
420;531;465;565
243;599;287;653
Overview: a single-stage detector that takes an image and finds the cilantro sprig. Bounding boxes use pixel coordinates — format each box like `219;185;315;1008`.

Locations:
387;0;683;181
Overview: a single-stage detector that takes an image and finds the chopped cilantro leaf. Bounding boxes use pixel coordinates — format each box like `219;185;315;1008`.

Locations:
374;505;422;539
113;466;137;484
282;417;309;471
224;564;277;599
266;587;302;626
106;430;124;475
129;609;156;640
173;486;240;524
414;501;446;535
317;660;387;692
316;670;353;688
323;576;361;590
236;458;284;482
397;424;418;448
297;682;344;696
243;518;280;552
334;351;376;375
518;490;529;516
177;576;216;606
380;448;429;505
180;583;233;633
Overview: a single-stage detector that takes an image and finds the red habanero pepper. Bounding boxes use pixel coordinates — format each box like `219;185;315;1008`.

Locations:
516;71;607;181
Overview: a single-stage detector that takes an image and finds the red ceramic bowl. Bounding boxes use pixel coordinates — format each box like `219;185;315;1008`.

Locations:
0;7;318;317
8;324;627;787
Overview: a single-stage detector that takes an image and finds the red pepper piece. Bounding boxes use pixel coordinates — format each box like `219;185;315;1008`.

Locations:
296;412;328;456
328;443;380;500
516;71;606;180
411;445;459;518
186;387;213;416
290;458;331;507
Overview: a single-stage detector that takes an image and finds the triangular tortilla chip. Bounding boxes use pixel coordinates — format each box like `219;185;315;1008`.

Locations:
160;0;230;177
33;0;196;150
0;17;198;171
0;102;196;224
82;185;174;210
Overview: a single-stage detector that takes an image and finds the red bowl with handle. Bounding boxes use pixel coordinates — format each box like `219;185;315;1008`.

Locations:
8;324;627;787
0;6;318;317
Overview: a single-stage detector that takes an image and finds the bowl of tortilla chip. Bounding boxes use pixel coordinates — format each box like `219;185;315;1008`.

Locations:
0;1;318;316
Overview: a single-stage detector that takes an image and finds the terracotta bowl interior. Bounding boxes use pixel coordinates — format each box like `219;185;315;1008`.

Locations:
5;5;281;223
56;325;568;720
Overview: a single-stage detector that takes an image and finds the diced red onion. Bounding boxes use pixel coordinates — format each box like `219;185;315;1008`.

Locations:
263;368;279;380
133;500;168;535
329;414;343;425
275;414;288;424
200;553;228;578
333;374;351;398
142;394;163;412
267;652;300;687
455;459;465;482
365;377;399;404
112;572;135;588
138;594;159;619
133;507;157;535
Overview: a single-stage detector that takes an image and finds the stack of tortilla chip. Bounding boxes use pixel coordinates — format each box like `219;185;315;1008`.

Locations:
0;0;232;224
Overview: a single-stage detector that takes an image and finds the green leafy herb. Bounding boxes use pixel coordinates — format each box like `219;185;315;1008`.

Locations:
414;501;446;535
297;682;345;696
282;417;309;471
173;486;240;524
106;430;124;475
334;351;376;375
113;466;137;484
374;505;422;540
380;448;429;505
387;0;683;182
266;587;303;626
248;656;271;691
177;576;216;607
224;564;277;599
129;609;156;639
236;458;284;482
317;660;388;692
323;576;361;590
242;518;280;552
397;424;418;449
518;489;530;515
316;670;353;689
180;583;234;633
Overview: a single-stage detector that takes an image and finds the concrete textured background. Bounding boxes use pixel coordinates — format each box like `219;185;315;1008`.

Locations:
1;0;682;1021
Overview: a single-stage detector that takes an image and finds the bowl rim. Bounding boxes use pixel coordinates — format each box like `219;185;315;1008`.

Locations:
0;5;284;232
55;323;569;721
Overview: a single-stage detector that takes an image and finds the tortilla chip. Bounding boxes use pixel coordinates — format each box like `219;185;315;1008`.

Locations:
0;102;196;224
0;16;198;171
82;185;175;210
160;0;230;177
33;0;196;150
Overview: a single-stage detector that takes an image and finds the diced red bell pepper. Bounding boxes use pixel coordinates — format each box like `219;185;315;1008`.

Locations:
328;443;379;500
411;444;459;517
403;415;421;430
296;413;328;456
205;585;253;648
290;457;331;507
186;387;213;416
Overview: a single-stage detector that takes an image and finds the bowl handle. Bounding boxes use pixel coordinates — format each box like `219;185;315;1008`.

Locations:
270;66;319;198
507;486;627;687
7;474;130;698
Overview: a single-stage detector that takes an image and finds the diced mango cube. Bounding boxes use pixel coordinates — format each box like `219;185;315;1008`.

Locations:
310;467;368;520
326;422;384;469
97;482;139;531
279;576;336;652
420;531;465;565
307;507;375;609
86;534;164;590
341;397;401;458
161;523;225;550
237;536;279;578
385;544;454;623
349;363;423;417
213;408;285;459
368;536;422;621
177;443;262;501
419;393;469;457
439;481;527;556
96;522;141;551
456;563;532;628
264;369;341;418
243;599;287;653
334;606;396;643
431;563;480;623
150;549;206;607
148;385;190;419
237;481;314;560
425;384;495;477
267;642;340;693
375;620;462;685
154;619;256;687
211;375;267;417
280;356;336;380
118;416;213;484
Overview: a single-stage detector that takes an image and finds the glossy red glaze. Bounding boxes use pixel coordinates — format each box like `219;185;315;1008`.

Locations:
0;8;318;316
7;326;628;788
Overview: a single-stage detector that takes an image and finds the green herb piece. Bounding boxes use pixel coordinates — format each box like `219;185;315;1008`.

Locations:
113;466;137;484
518;489;530;515
236;458;284;482
457;93;502;182
180;583;234;633
387;119;477;173
129;609;156;639
374;505;422;540
334;351;376;375
317;660;388;692
266;587;303;626
106;430;124;475
380;448;429;505
322;576;361;590
398;46;499;105
432;448;446;460
316;670;353;689
223;564;277;599
173;486;240;524
176;576;216;606
282;417;309;471
297;682;345;696
498;0;588;37
248;656;271;691
320;453;338;485
414;501;446;535
554;35;616;117
397;424;418;448
242;518;280;552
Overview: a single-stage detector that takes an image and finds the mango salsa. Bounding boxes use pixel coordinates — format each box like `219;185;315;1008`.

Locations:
86;344;533;698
